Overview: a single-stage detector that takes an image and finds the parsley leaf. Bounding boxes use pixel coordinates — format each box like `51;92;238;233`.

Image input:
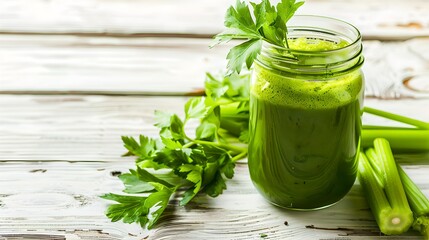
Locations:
184;97;209;120
226;38;263;74
224;1;259;38
102;170;176;229
101;193;148;224
121;135;157;158
213;0;305;73
196;122;218;140
143;183;174;229
119;171;154;193
204;172;227;197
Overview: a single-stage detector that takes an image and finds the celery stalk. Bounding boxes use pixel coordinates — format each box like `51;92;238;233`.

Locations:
413;217;429;239
358;152;411;234
362;129;429;152
397;165;429;238
220;118;245;136
362;107;429;152
358;138;414;235
374;139;413;220
364;107;429;130
365;148;384;188
398;166;429;216
358;152;390;224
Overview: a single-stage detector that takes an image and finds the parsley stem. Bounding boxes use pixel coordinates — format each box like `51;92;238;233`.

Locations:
231;150;248;163
192;139;247;153
182;142;196;149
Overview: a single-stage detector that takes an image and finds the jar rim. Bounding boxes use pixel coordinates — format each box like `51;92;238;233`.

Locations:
256;15;364;76
262;15;362;54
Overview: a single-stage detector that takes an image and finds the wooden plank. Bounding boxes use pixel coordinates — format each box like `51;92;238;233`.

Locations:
0;161;148;238
0;160;427;239
0;95;428;161
0;36;229;96
0;0;429;40
0;95;189;161
1;35;429;98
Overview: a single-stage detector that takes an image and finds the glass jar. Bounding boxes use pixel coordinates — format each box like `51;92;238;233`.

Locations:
248;16;364;210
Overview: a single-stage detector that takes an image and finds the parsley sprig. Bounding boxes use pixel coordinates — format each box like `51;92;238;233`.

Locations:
101;73;250;229
213;0;304;73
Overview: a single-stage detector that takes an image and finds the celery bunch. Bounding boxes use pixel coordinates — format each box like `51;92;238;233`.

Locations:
358;140;414;235
358;109;429;238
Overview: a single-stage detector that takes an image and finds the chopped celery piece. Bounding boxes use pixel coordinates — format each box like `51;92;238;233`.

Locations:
361;107;429;153
397;165;429;239
362;129;429;152
358;138;414;235
413;216;429;239
398;166;429;216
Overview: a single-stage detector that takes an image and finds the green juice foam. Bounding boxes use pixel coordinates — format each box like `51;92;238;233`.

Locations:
251;38;363;110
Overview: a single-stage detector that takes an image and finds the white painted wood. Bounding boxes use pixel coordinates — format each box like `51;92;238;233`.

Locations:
363;38;429;99
0;161;427;239
1;35;429;98
0;0;429;40
0;36;229;95
0;95;189;161
0;161;148;238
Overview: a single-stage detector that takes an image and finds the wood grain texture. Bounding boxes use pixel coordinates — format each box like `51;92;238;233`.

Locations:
148;164;426;240
0;95;189;161
0;161;427;239
0;161;147;239
0;36;228;95
0;0;429;40
1;35;429;98
0;94;427;161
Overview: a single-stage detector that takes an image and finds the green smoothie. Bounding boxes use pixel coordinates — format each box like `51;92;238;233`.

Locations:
248;38;364;209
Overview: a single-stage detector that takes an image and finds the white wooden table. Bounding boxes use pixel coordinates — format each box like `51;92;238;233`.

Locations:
0;0;428;239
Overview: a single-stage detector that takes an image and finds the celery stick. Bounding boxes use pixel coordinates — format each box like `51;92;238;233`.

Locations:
373;138;414;234
358;139;414;235
374;139;412;211
362;125;421;130
364;107;429;130
413;217;429;239
397;165;429;239
362;129;429;152
358;152;390;214
398;165;429;216
365;148;384;188
220;118;244;137
358;152;409;235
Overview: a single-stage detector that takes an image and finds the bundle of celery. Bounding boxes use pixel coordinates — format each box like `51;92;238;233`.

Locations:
358;105;429;238
359;138;429;238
